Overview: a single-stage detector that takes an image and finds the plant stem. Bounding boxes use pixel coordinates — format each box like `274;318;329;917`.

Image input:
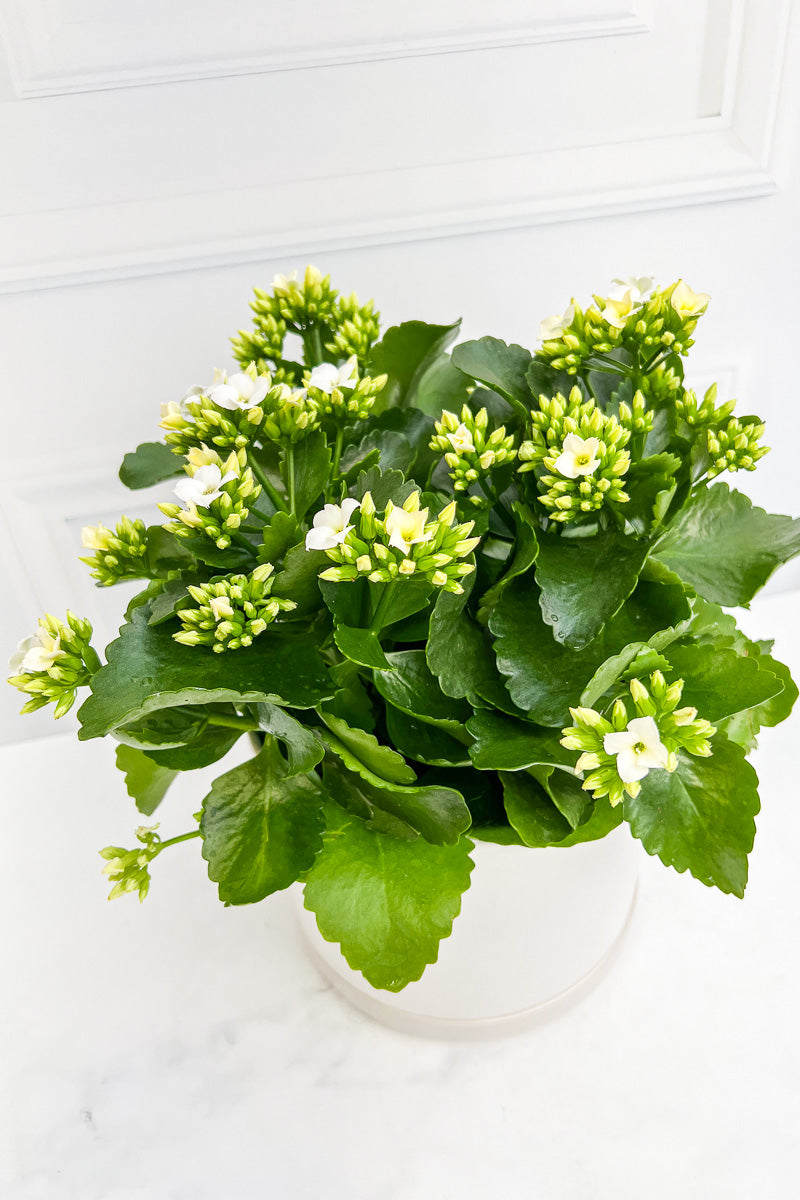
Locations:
369;582;397;633
332;428;344;479
248;456;289;513
82;646;103;675
302;323;325;368
157;830;202;853
230;531;258;557
201;711;260;731
286;445;296;515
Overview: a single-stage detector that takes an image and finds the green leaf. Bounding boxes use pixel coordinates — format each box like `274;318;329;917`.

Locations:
142;721;242;771
624;736;759;896
145;527;196;576
663;643;785;722
318;712;415;784
373;649;472;733
414;353;472;417
489;575;690;726
332;625;392;670
340;430;412;479
320;730;470;845
534;527;651;650
319;577;367;627
384;705;471;767
368;320;461;410
147;576;194;626
466;710;575;771
354;465;418;510
427;577;521;713
579;642;648;709
653;482;800;605
271;543;327;613
116;744;178;816
78;603;333;740
302;800;474;990
254;703;324;776
284;431;331;520
257;511;302;564
476;502;539;624
201;739;325;904
719;654;798;750
533;766;589;828
112;707;206;749
556;797;623;846
451;337;533;419
119;441;181;490
500;772;573;847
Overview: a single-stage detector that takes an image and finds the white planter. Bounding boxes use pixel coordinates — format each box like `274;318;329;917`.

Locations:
293;825;639;1037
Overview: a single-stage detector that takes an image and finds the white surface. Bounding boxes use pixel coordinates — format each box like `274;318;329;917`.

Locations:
294;827;639;1027
1;590;799;1199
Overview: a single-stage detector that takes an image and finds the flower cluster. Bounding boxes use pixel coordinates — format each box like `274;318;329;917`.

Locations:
312;492;480;593
518;388;631;522
560;671;716;807
99;824;162;902
7;612;98;717
261;384;321;445
174;563;296;652
304;357;387;423
537;278;710;375
159;447;260;550
231;266;381;378
706;416;768;478
80;516;149;586
160;364;287;453
429;406;517;503
617;389;654;437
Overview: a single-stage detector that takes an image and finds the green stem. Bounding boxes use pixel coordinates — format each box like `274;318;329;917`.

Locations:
248;456;289;513
156;830;202;854
82;646;103;675
332;428;344;479
230;531;258;557
200;711;260;731
286;445;297;515
369;582;397;633
302;324;325;368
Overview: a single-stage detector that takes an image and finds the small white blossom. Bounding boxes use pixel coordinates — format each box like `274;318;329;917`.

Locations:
553;433;601;479
384;505;431;553
609;275;655;303
671;280;710;319
208;370;270;412
601;292;635;330
446;423;476;454
308;358;359;395
209;596;235;621
272;270;299;292
539;303;576;343
174;464;236;509
8;628;65;676
603;716;671;784
305;499;361;551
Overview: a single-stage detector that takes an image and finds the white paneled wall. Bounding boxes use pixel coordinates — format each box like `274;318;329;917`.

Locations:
1;0;799;744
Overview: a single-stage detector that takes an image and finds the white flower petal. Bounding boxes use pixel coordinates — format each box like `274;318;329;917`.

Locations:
308;363;339;394
616;747;651;783
553;450;580;479
305;526;340;551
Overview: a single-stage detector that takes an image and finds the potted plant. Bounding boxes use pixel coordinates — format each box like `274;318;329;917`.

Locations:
9;268;799;1028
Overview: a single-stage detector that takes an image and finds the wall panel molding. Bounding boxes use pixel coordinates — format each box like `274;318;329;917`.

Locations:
0;0;790;294
0;2;650;97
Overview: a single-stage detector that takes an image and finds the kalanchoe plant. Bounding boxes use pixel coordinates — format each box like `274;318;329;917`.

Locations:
9;268;800;993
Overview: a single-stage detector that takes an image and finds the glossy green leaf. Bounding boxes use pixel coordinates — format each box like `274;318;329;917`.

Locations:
119;441;182;490
200;739;324;904
466;710;575;771
116;744;178;816
501;772;573;847
78;603;333;739
451;337;533;418
556;797;623;846
354;465;418;509
653;482;800;605
333;624;392;670
142;721;242;771
302;799;474;991
368;320;461;409
534;527;651;650
318;712;415;784
145;527;196;576
257;511;302;564
427;577;521;713
112;707;205;749
373;649;472;733
624;736;759;896
270;543;327;612
384;705;471;767
662;643;785;722
476;502;539;624
255;702;324;776
414;352;472;417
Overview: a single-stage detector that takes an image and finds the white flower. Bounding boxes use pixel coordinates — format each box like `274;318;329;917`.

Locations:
539;303;576;343
208;371;270;412
446;423;476;454
384;505;431;553
305;499;361;551
209;596;235;621
174;464;236;508
307;358;359;395
609;275;655;303
670;280;710;319
272;270;299;292
601;292;635;330
603;716;671;784
553;433;601;478
8;628;65;676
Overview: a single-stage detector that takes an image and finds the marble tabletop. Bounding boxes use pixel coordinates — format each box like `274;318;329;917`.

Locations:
2;591;799;1200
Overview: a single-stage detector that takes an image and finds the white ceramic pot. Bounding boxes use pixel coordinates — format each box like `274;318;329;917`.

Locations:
293;825;639;1037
